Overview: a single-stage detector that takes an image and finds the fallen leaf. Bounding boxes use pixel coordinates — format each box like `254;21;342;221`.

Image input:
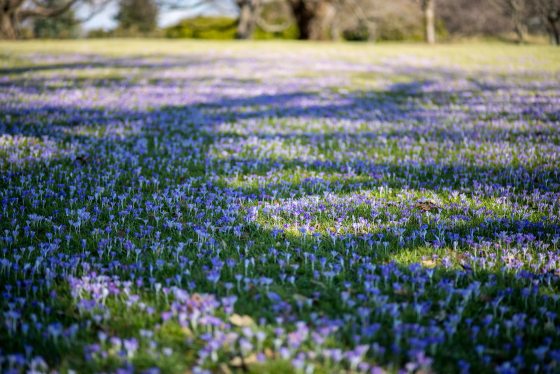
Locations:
422;259;436;268
264;348;275;359
229;314;255;327
394;288;411;296
415;199;440;212
230;353;258;367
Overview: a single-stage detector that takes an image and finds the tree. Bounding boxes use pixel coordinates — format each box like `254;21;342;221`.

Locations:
235;0;296;39
33;0;80;38
419;0;435;44
1;0;106;39
535;0;560;45
492;0;530;43
235;0;259;38
285;0;335;40
438;0;511;38
282;0;375;40
408;0;436;43
116;0;158;34
162;0;370;41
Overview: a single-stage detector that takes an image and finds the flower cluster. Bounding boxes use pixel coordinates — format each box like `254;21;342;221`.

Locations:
0;44;559;373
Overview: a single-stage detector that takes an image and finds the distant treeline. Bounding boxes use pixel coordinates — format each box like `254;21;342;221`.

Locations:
4;0;560;45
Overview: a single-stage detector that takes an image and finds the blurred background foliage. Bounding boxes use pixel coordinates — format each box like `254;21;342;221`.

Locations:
3;0;559;44
165;16;299;39
157;0;548;43
29;0;81;38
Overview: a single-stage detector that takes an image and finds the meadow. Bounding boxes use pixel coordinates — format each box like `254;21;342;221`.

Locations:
1;40;559;373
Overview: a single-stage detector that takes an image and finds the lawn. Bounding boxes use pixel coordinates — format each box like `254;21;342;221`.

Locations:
0;40;559;373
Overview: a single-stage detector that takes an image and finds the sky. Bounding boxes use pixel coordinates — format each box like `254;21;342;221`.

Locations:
81;0;236;30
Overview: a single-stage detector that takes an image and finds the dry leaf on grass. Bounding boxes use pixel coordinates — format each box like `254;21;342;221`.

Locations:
415;199;440;212
229;353;258;367
421;259;436;268
229;314;255;327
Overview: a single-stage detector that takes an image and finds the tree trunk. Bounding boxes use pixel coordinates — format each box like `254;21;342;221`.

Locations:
236;0;259;39
422;0;435;44
292;0;313;40
547;14;560;46
313;0;335;40
291;0;335;40
550;24;559;45
1;11;18;39
507;0;526;44
513;20;527;43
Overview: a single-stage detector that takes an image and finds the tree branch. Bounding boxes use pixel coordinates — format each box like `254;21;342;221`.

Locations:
9;0;27;11
254;0;292;32
255;13;291;32
19;0;78;19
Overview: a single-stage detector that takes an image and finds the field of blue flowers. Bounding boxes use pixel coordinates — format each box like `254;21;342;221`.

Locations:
1;41;559;373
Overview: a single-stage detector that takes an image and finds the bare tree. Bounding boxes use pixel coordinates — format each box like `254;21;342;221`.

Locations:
492;0;529;43
1;0;76;39
235;0;259;38
331;0;376;40
285;0;334;39
1;0;108;39
164;0;374;41
284;0;377;40
236;0;377;41
236;0;293;39
420;0;435;43
536;0;560;44
438;0;511;38
409;0;435;43
158;0;279;40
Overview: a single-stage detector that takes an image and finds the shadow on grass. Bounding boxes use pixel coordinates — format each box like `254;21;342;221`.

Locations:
1;55;559;372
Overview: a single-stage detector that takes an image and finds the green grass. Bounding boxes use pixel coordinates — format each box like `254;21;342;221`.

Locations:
1;40;559;373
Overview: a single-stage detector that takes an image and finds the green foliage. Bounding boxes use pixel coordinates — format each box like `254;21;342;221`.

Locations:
253;24;298;40
86;29;114;39
165;17;238;39
374;17;423;41
343;21;371;42
370;18;448;42
253;1;298;40
32;0;80;39
435;19;449;41
115;0;158;35
165;17;298;40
